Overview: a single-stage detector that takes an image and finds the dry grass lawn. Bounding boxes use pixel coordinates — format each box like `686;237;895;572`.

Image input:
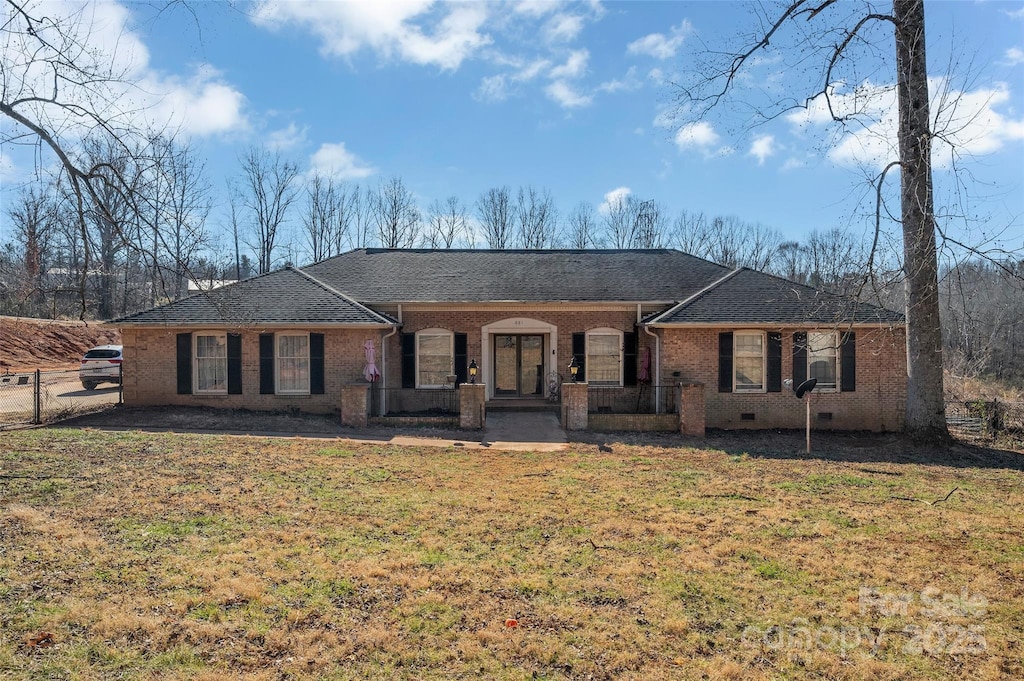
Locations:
0;427;1021;680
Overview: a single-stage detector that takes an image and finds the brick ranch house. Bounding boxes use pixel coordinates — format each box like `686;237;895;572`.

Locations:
115;249;907;432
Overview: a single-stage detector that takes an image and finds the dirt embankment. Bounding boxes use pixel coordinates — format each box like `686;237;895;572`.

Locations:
0;316;121;373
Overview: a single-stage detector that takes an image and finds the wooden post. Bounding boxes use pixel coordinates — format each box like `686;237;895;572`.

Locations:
805;393;811;454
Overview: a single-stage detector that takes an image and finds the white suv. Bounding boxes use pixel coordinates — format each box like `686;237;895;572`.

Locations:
79;345;123;390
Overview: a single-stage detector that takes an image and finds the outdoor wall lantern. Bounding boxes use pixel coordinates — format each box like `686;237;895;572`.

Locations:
468;359;478;384
568;356;580;382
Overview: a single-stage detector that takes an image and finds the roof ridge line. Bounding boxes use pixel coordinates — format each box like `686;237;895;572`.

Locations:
643;268;743;325
289;266;398;326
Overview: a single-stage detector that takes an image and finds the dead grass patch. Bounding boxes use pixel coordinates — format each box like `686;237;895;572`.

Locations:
0;427;1021;679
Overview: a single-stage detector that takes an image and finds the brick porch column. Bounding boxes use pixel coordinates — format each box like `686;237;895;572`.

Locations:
562;382;589;431
460;383;486;429
679;382;706;437
341;383;369;428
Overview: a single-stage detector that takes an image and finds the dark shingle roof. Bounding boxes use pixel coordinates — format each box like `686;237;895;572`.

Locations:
115;267;395;326
114;250;902;328
302;249;731;302
646;268;904;326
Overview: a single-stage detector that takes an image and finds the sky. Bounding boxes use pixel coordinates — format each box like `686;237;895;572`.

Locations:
2;0;1023;264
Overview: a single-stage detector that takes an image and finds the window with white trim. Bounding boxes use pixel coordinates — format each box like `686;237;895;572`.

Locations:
807;331;838;390
417;329;453;388
734;332;765;392
277;333;310;394
587;328;623;387
194;332;227;394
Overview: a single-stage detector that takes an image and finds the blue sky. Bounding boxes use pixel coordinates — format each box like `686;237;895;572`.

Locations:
2;0;1023;262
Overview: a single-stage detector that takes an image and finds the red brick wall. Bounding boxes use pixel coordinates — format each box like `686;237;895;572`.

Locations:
121;327;382;414
390;308;653;388
659;326;907;432
121;316;907;432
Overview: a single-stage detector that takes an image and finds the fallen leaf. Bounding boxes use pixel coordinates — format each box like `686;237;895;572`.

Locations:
26;631;54;649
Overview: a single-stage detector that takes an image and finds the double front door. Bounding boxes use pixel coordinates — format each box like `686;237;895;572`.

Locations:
494;334;544;397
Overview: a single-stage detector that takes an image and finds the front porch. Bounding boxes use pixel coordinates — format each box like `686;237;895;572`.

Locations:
341;381;707;436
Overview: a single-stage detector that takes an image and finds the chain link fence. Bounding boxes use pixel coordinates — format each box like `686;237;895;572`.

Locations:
0;367;122;430
945;399;1024;436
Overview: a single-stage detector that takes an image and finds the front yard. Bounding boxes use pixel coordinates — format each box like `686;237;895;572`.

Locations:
0;427;1021;679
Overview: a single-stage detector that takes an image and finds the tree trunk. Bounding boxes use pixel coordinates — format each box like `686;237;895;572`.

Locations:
894;0;949;440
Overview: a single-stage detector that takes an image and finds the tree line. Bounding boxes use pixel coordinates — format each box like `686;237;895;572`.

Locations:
2;139;881;310
2;139;1020;388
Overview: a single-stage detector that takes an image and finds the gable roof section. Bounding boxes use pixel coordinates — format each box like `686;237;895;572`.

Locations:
302;249;732;303
115;267;396;327
645;268;904;326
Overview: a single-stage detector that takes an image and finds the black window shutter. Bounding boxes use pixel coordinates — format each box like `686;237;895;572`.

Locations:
454;333;468;386
623;331;638;386
401;333;416;388
310;333;325;395
766;332;782;392
718;331;733;393
572;332;586;383
259;333;275;394
793;332;807;386
840;331;856;392
176;332;192;395
227;333;242;394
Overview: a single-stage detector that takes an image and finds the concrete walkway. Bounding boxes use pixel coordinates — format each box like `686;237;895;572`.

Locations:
481;411;567;451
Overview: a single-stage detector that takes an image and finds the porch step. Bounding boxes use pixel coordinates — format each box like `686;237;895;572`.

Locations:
487;398;561;414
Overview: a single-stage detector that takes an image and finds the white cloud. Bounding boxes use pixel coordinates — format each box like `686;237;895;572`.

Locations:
0;150;17;182
599;186;631;214
253;0;491;71
475;74;511;102
597;66;641;94
474;57;551;103
513;0;564;17
545;80;592;108
652;108;675;129
780;157;805;172
1004;47;1024;66
748;135;777;165
1007;8;1024;20
648;67;664;82
145;67;247;137
2;2;247;141
674;121;720;150
544;13;584;43
309;142;376;180
787;79;1024;169
626;20;692;60
267;123;308;151
549;49;589;79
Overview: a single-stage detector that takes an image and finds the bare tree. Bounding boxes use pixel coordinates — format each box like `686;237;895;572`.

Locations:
236;146;302;274
602;193;634;248
346;184;373;250
673;209;712;257
158;138;211;299
370;176;420;248
303;173;338;263
514;186;559;248
424;196;468;248
0;1;188;317
604;195;669;249
476;186;514;249
4;186;55;312
673;0;951;438
566;201;600;249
